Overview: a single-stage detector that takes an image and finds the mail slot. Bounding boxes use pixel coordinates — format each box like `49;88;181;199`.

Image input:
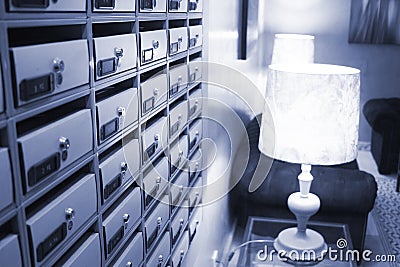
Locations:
169;27;188;55
188;59;202;84
188;0;202;12
60;233;101;267
189;89;202;119
96;88;138;143
18;109;93;191
169;64;188;98
93;0;135;12
141;73;168;116
188;148;202;184
147;232;170;267
112;232;144;267
169;0;187;12
144;195;169;250
99;140;139;202
103;187;142;256
0;235;22;266
189;206;201;242
170;171;188;207
169;101;188;138
189;25;203;49
139;0;167;12
143;157;168;207
94;34;137;80
171;207;188;246
188;176;202;214
189;120;202;151
27;174;97;264
11;40;89;106
170;135;188;175
0;148;13;211
9;0;86;12
142;116;168;163
140;30;167;65
171;231;189;267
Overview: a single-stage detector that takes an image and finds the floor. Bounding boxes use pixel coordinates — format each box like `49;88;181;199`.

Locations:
223;150;397;267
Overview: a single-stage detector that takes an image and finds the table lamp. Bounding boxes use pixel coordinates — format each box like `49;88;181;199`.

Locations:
258;63;360;264
271;34;315;64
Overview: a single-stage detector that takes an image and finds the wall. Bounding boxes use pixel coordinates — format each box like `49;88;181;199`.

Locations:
184;0;267;266
260;0;400;142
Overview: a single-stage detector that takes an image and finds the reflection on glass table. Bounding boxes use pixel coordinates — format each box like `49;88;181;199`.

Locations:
237;217;357;267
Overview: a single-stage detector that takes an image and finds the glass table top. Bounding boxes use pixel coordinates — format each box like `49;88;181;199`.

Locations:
237;217;357;267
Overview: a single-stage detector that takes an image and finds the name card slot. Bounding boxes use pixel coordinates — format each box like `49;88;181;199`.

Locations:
36;222;67;262
107;226;124;255
104;174;122;200
28;152;61;187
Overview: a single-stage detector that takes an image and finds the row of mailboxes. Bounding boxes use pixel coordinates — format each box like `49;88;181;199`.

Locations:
9;28;201;107
7;0;202;13
26;174;98;265
0;147;14;212
141;87;202;162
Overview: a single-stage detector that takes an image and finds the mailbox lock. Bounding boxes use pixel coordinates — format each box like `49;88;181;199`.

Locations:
121;161;128;175
154;134;160;148
65;208;75;220
114;47;124;58
126;262;133;267
179;218;184;226
158;255;164;264
117;107;126;117
153;40;160;49
59;137;70;151
53;58;65;73
178;76;182;83
123;213;130;223
155;176;161;191
180;250;185;259
179;185;184;193
153;88;159;96
59;136;70;161
157;217;162;227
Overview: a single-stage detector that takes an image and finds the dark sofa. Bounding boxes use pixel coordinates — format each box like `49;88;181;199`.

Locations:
363;98;400;174
230;116;378;255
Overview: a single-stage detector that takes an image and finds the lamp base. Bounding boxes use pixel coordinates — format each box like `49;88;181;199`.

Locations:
274;227;327;266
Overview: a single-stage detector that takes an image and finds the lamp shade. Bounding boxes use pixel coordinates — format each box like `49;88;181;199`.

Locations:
259;64;361;165
271;34;315;64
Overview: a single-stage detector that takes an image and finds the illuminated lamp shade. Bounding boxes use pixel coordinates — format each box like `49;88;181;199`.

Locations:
271;34;315;64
